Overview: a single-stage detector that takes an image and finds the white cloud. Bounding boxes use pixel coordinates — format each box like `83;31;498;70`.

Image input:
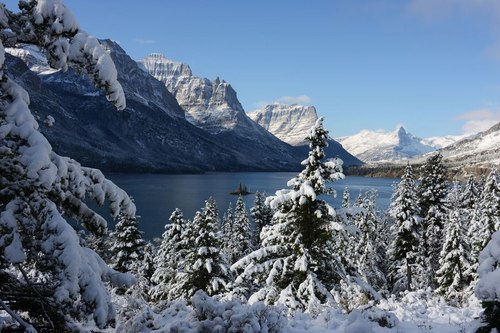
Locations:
255;95;312;109
456;108;500;135
276;95;312;105
134;38;156;44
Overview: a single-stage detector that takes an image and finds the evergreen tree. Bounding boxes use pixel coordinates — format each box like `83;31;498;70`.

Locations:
149;209;186;301
0;2;133;329
355;191;387;291
109;212;146;273
435;183;472;305
388;164;421;293
460;175;479;211
467;168;500;286
232;118;346;314
229;196;252;264
222;202;233;256
417;152;448;288
250;191;273;247
172;200;231;299
342;187;350;209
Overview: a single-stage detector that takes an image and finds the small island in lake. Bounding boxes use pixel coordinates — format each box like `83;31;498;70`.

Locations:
229;183;252;195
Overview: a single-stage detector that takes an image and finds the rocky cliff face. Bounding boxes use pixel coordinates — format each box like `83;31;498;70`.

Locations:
140;53;247;134
248;103;318;146
337;126;435;163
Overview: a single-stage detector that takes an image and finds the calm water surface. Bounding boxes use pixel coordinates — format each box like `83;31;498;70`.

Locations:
102;172;398;240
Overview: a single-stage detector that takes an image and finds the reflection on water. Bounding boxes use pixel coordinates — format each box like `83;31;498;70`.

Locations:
98;172;398;240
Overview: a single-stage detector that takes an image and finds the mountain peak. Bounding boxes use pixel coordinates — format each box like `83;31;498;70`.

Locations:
396;125;407;135
337;127;435;163
248;103;318;146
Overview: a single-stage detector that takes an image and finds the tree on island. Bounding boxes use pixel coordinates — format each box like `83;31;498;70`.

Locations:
0;0;135;330
232;118;347;314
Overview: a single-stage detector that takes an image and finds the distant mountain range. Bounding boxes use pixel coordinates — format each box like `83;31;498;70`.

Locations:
248;103;362;166
6;42;360;173
425;122;500;169
336;126;436;163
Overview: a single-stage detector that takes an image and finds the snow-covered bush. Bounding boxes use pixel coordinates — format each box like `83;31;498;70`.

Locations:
475;230;500;332
0;0;134;329
120;290;288;333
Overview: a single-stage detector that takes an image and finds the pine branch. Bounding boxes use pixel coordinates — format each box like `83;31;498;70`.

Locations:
0;298;38;333
16;264;55;330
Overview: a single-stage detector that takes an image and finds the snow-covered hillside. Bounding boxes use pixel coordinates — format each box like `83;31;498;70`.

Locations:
248;103;318;146
438;122;500;167
422;135;465;149
337;126;436;163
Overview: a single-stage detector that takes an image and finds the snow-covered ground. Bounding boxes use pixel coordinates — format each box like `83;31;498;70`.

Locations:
104;289;484;333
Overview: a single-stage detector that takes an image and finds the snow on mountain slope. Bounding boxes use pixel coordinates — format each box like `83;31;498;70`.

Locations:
248;103;318;146
337;126;436;163
438;122;500;167
5;45;57;74
422;135;465;149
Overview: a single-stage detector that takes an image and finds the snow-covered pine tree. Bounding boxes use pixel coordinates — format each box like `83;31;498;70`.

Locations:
221;202;233;256
435;183;472;305
388;164;421;294
232;118;346;314
149;208;186;301
250;191;273;248
109;211;146;273
228;196;252;265
172;200;231;299
355;191;387;291
342;187;350;209
416;152;448;289
0;1;133;329
460;175;479;212
466;168;500;287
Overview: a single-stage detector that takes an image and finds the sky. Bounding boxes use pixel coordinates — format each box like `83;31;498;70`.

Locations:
4;0;500;138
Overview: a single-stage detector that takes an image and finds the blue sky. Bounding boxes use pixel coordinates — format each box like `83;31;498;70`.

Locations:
4;0;500;138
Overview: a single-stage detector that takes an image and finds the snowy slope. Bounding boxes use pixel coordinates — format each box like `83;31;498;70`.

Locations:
248;103;318;146
337;126;436;163
437;122;500;167
422;135;465;149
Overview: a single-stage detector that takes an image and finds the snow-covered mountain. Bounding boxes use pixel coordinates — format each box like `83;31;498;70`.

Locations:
6;41;302;172
437;122;500;167
248;103;318;146
422;135;465;149
248;103;363;166
337;126;436;163
140;53;250;135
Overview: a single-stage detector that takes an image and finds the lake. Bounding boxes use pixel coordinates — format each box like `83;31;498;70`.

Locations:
101;173;399;240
